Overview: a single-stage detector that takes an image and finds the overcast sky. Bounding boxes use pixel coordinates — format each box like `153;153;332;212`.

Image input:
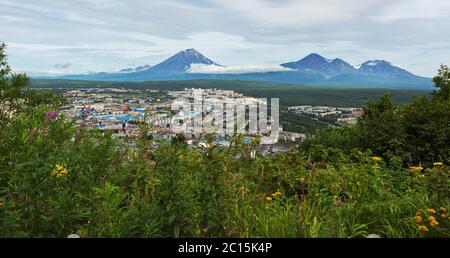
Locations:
1;0;449;77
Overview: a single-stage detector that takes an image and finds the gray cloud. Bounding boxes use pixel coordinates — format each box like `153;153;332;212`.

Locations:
187;63;294;74
54;62;72;69
1;0;449;77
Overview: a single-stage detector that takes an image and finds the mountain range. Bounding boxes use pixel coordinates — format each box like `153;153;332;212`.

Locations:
46;48;433;89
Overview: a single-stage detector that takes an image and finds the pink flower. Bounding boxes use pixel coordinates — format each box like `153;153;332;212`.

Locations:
44;111;59;121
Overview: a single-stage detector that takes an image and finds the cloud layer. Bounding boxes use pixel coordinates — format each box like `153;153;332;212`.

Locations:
187;64;294;74
54;63;71;69
1;0;449;77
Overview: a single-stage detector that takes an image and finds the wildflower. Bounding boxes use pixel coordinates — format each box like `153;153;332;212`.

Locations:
426;208;436;215
51;163;69;177
44;111;59;121
414;216;423;223
371;156;382;162
265;197;272;202
419;226;429;232
439;207;447;213
426;216;436;221
271;191;282;198
433;162;444;166
440;214;447;219
430;220;439;227
0;200;4;208
337;199;344;208
409;166;424;173
415;209;423;216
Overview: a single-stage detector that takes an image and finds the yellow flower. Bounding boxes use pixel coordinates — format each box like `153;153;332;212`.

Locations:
414;215;423;223
440;214;447;219
439;207;447;213
426;208;436;215
410;166;424;173
371;156;382;162
271;191;282;198
0;200;4;208
419;225;429;232
433;162;444;166
430;220;439;227
51;163;69;177
427;216;436;221
415;209;423;216
265;197;272;202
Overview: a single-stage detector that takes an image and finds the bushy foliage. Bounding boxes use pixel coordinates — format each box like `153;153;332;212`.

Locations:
303;65;450;167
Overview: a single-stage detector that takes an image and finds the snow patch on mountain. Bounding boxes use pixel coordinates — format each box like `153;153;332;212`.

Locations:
366;60;380;66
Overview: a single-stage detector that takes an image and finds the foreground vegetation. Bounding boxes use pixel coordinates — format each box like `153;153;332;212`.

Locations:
1;44;449;237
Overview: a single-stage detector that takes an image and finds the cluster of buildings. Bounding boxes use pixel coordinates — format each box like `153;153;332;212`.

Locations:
59;87;304;153
61;88;155;138
288;105;363;125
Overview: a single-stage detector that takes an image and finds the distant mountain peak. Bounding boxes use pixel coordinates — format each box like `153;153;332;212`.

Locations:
184;48;198;52
362;60;388;66
357;60;413;76
281;53;354;74
324;58;356;74
304;53;332;62
147;48;220;73
54;50;431;90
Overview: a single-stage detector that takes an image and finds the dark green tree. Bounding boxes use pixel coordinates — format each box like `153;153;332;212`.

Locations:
0;42;64;125
400;64;450;164
357;92;404;156
0;42;29;124
432;64;450;101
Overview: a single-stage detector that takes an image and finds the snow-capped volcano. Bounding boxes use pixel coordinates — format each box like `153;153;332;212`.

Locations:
281;53;334;72
146;48;221;73
356;60;414;76
54;50;432;89
281;54;356;75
